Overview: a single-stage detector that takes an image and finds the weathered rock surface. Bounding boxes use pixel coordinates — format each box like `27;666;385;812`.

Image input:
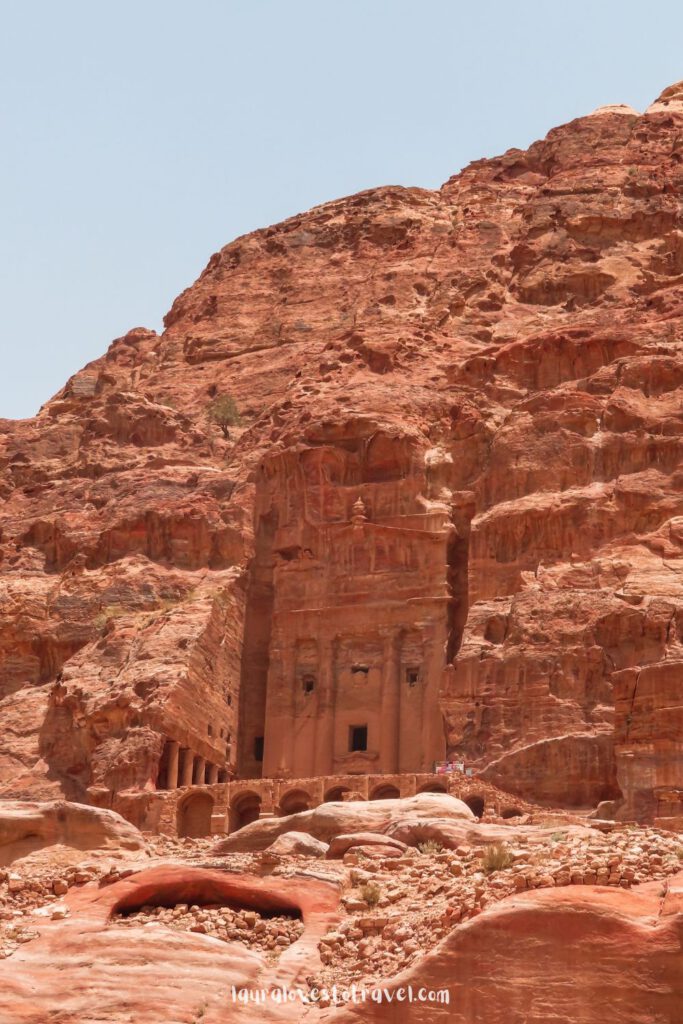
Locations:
1;829;683;1022
0;800;147;866
0;863;340;1023
332;876;683;1024
216;793;475;852
2;82;683;820
326;832;408;858
265;830;329;857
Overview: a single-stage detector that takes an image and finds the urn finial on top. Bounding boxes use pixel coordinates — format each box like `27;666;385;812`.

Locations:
351;495;368;524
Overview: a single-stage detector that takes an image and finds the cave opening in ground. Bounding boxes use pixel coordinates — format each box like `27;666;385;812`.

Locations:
110;870;305;922
114;898;302;921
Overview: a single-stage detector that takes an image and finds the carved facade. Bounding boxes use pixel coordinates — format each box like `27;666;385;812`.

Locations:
238;433;457;780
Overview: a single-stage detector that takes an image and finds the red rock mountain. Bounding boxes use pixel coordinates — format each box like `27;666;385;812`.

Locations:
2;81;683;824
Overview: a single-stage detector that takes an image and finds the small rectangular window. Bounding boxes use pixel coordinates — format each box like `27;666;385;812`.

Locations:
302;674;315;694
349;725;368;752
406;667;420;686
253;736;264;762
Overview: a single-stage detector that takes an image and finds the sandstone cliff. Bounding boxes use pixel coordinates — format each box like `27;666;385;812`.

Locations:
2;82;683;822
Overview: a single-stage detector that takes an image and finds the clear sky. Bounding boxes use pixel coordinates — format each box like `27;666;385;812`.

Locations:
1;0;682;419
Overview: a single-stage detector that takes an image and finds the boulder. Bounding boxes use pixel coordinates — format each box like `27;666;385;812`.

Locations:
384;818;596;850
0;800;147;866
351;844;404;860
0;864;339;1023
215;793;475;853
327;832;408;859
265;831;329;858
590;799;621;820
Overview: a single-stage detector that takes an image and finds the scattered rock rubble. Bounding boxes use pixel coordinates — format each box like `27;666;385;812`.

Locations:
1;824;682;995
312;825;683;991
114;903;304;959
0;859;133;958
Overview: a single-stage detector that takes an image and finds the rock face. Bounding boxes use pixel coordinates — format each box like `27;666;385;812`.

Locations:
1;83;683;820
0;800;147;866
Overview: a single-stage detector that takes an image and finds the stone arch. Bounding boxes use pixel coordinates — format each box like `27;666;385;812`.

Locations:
416;781;448;794
501;806;523;819
464;794;485;819
177;791;214;838
369;784;400;801
324;786;351;802
229;791;262;833
279;788;313;816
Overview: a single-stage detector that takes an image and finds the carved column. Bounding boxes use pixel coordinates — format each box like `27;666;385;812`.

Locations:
166;741;180;790
263;641;297;777
283;643;298;775
420;632;442;770
208;763;219;785
380;630;401;773
193;756;206;785
180;748;194;787
314;635;336;776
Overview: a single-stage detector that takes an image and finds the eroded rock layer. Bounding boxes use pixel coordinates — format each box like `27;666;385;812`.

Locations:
2;83;683;820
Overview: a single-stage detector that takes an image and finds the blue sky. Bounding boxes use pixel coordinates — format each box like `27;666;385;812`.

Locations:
1;0;682;418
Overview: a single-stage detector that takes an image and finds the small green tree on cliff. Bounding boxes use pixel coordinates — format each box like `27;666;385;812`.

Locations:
208;394;241;439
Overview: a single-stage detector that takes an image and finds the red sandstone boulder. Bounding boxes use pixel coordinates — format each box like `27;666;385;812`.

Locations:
265;831;329;858
386;817;599;850
349;843;404;860
215;793;476;853
331;875;683;1024
326;832;408;858
0;800;147;866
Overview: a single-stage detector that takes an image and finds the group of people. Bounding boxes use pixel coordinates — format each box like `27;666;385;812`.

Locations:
433;761;474;777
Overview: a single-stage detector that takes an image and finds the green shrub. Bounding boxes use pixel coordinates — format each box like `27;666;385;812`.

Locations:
208;394;241;438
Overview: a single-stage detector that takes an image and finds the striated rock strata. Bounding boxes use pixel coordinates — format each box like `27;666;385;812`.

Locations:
2;83;683;821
